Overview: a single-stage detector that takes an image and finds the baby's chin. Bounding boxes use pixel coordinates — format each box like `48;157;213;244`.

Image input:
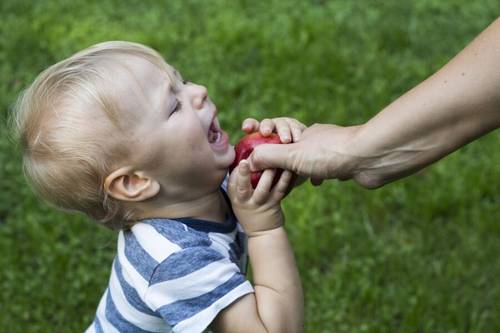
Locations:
214;146;236;170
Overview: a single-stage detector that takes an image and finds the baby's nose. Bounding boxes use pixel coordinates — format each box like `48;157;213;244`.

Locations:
193;85;208;109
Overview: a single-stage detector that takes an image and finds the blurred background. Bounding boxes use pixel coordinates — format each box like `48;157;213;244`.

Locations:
1;1;499;332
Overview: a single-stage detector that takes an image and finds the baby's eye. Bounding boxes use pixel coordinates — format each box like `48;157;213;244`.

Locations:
171;99;182;114
182;80;189;85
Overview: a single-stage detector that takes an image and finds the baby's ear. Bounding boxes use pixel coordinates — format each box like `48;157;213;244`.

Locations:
104;167;160;202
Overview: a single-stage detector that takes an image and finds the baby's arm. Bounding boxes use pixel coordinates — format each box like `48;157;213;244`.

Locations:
211;162;304;333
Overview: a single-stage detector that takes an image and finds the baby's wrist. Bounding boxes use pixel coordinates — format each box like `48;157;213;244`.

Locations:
236;208;284;236
245;224;284;238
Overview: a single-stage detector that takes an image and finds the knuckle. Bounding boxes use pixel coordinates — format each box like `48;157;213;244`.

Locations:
237;187;249;195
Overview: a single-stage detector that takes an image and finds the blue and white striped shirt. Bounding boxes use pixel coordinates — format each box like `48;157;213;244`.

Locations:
85;201;253;332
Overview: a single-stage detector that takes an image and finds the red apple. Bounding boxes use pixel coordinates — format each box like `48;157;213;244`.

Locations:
230;132;283;188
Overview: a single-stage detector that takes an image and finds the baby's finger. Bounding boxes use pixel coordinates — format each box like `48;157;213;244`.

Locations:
236;160;253;200
242;118;259;133
274;119;292;143
259;118;274;136
228;167;238;193
271;170;293;200
253;169;276;204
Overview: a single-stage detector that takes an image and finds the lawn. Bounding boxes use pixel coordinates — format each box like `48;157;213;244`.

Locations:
1;1;499;332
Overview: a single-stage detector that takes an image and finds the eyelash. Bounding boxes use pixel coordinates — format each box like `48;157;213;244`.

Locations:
170;80;187;115
172;99;182;114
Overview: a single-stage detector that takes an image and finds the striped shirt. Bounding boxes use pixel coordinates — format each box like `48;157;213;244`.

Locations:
85;194;253;332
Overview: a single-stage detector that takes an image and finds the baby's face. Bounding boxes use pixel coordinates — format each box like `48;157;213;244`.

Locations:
114;56;234;199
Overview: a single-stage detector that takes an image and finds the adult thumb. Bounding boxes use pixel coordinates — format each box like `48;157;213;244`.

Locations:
248;143;295;172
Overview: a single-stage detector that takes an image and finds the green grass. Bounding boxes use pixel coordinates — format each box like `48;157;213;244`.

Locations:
1;1;499;332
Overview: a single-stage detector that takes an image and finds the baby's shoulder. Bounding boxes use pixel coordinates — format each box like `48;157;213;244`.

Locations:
130;220;231;284
119;219;215;282
130;219;212;255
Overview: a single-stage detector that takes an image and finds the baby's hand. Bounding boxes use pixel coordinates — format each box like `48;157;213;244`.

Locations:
242;117;306;144
228;160;293;236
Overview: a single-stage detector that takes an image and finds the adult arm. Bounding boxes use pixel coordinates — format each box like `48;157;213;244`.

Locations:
248;18;500;188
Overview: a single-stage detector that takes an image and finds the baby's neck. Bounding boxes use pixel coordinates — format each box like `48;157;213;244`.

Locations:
137;189;229;223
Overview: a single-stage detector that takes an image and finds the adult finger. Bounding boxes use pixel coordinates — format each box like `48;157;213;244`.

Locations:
248;143;297;172
289;119;306;142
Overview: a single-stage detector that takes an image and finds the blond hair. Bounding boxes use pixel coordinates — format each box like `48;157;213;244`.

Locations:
11;41;176;229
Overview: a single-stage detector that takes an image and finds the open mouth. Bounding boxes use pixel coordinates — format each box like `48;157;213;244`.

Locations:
206;113;230;153
208;117;222;144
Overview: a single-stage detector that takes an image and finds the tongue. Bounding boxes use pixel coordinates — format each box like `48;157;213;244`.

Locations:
208;129;219;143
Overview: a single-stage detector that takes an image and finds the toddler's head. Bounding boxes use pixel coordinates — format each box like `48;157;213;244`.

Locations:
12;41;234;229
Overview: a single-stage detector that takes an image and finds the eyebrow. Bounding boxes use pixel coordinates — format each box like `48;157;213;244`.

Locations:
161;70;181;111
173;70;183;82
167;70;182;92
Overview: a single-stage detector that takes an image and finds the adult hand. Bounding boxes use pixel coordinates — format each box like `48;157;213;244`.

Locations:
250;18;500;189
248;123;364;186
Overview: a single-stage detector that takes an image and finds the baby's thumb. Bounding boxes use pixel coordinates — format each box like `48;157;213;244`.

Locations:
248;143;295;172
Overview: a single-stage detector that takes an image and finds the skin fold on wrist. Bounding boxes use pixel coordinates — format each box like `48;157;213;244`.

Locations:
245;224;285;238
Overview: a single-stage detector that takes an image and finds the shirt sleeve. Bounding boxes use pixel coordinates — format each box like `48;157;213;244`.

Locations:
144;245;254;333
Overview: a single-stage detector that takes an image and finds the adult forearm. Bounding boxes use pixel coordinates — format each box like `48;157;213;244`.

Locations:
248;227;304;333
249;19;500;187
350;18;500;187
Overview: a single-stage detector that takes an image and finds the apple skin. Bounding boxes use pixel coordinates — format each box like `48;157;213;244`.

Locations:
230;132;282;188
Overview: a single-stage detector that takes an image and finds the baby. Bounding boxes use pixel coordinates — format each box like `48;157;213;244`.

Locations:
12;41;304;332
